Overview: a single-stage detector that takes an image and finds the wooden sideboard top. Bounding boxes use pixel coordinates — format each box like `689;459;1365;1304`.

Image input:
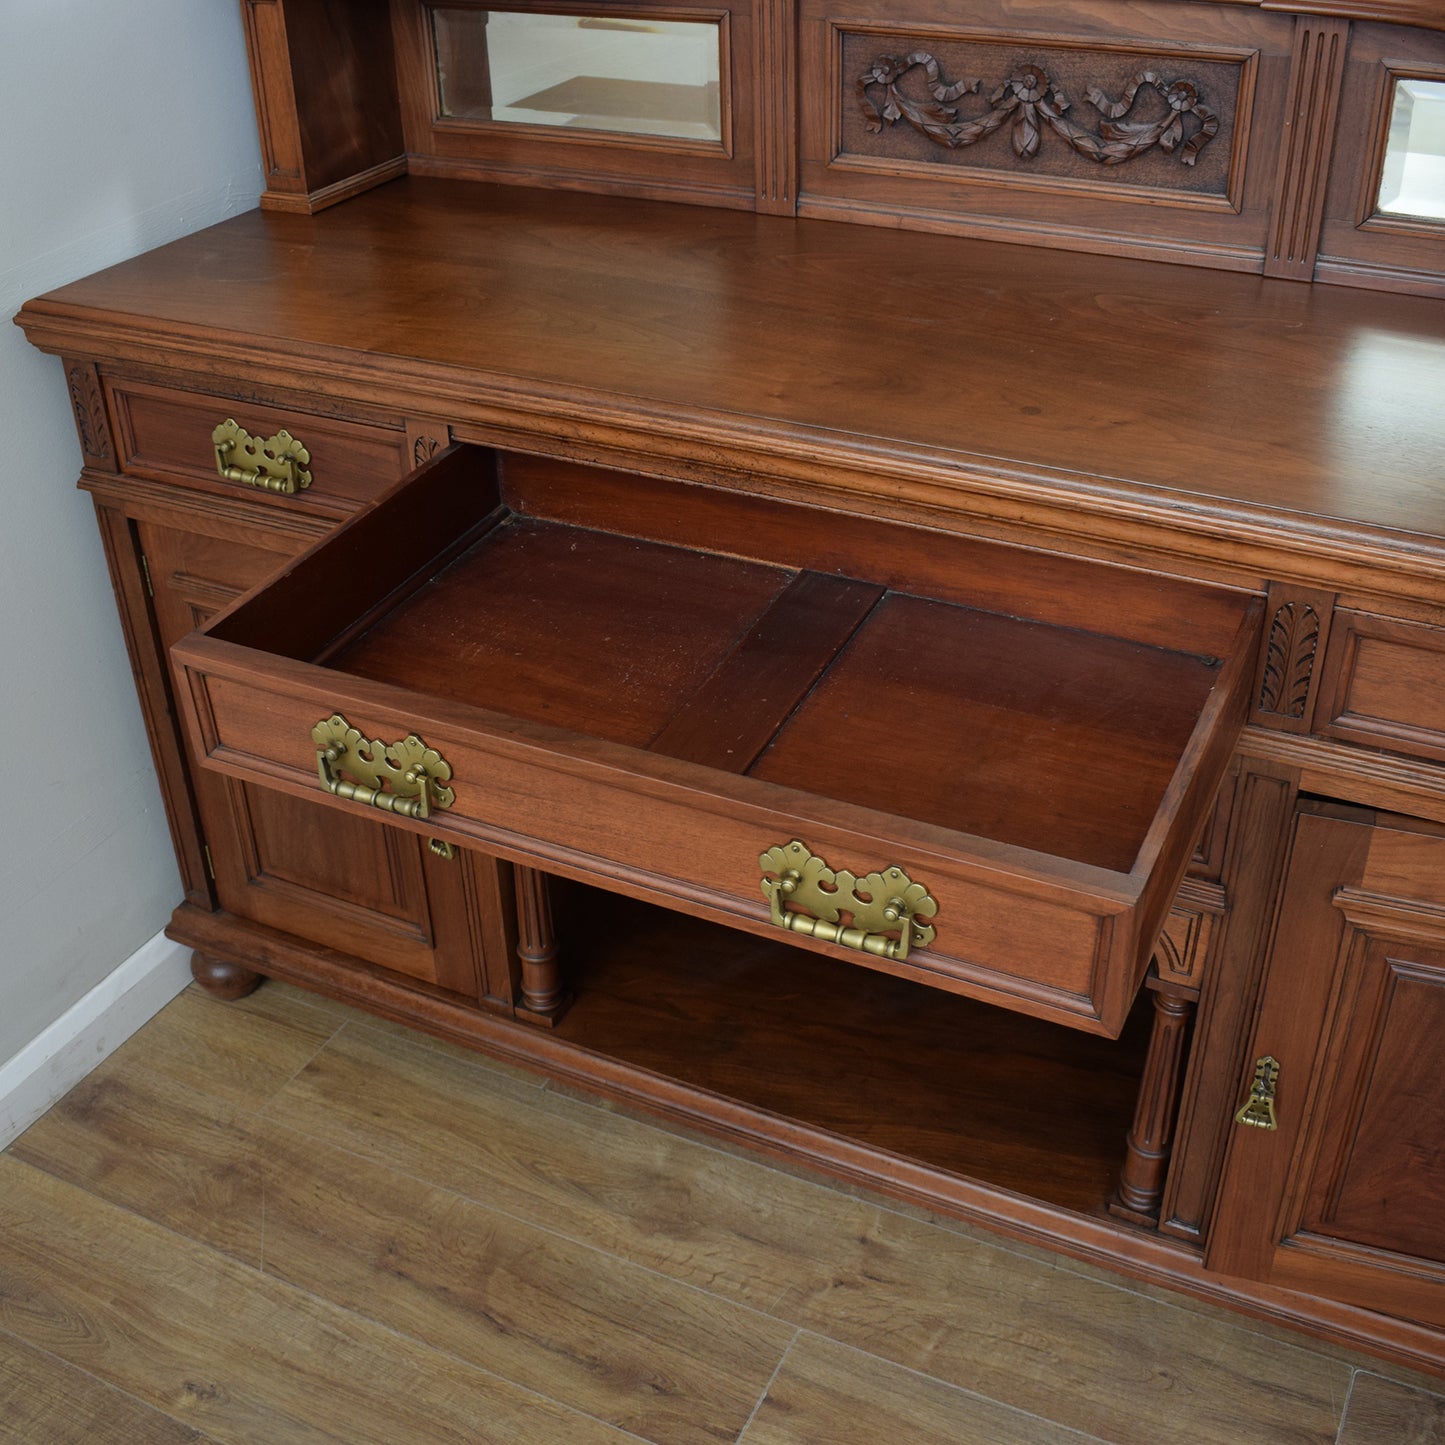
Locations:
17;177;1445;592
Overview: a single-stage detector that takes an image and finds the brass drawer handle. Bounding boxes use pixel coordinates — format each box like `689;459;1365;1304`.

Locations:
1234;1055;1280;1131
312;714;454;820
213;418;312;494
760;840;937;961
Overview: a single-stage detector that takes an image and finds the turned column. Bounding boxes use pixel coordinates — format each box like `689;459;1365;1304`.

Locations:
514;864;568;1025
1110;981;1196;1226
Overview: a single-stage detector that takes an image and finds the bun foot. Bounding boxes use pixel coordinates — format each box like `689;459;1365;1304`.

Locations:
191;951;263;1001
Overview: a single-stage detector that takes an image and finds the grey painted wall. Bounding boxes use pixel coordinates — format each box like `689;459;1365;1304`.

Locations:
1;4;264;1066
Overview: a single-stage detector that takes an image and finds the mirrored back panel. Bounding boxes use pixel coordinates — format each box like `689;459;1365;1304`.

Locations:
1377;77;1445;223
241;0;1445;291
433;9;724;141
390;0;751;209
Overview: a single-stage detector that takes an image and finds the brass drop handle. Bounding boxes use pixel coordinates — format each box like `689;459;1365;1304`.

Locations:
760;840;937;962
312;714;455;820
1234;1055;1280;1131
213;418;312;494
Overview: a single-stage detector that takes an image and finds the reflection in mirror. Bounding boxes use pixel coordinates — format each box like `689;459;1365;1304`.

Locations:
433;8;722;142
1377;78;1445;223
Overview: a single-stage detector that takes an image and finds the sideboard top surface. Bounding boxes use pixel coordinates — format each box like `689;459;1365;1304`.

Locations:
18;177;1445;553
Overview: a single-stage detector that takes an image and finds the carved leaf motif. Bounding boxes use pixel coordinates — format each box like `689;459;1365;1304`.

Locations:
1258;602;1320;718
66;365;111;461
1101;118;1164;144
413;435;443;467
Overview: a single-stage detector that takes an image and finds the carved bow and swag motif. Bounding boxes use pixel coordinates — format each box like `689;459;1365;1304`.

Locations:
858;55;1219;167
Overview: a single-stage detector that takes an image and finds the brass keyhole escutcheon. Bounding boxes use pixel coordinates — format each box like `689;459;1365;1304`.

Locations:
1234;1055;1280;1131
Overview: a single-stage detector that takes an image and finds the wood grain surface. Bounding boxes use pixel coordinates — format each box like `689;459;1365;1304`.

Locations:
14;8;1445;1428
12;980;1439;1444
0;1333;212;1445
1338;1372;1445;1444
742;1333;1100;1444
0;1156;638;1445
18;178;1445;552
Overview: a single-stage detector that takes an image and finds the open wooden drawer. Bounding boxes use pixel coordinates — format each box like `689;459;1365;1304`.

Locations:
171;444;1262;1036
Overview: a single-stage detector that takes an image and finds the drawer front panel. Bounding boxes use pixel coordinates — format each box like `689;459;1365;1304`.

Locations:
1317;611;1445;764
109;378;410;512
187;668;1126;1032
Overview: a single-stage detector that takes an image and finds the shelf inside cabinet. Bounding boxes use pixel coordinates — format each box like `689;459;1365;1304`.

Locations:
553;882;1155;1217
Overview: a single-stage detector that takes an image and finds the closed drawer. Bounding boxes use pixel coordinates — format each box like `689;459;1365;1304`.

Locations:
107;377;411;514
171;445;1262;1037
1317;611;1445;765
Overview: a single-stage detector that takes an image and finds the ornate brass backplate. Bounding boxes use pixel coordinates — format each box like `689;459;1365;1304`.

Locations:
312;713;455;820
759;840;937;961
213;418;312;494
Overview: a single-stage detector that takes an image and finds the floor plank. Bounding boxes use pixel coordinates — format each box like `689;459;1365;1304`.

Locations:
0;1331;211;1445
268;1021;852;1309
769;1205;1352;1445
8;1045;794;1445
9;1049;264;1266
103;985;338;1112
12;1018;790;1444
253;1114;794;1445
740;1332;1105;1444
0;1157;640;1445
6;978;1419;1445
1339;1372;1445;1444
269;1014;1355;1443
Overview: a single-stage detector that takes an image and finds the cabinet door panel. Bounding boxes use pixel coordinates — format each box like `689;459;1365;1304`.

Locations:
1300;937;1445;1263
1208;809;1445;1328
225;777;439;964
136;518;488;995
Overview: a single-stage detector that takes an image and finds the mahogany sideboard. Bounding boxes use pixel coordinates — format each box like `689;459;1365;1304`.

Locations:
18;0;1445;1376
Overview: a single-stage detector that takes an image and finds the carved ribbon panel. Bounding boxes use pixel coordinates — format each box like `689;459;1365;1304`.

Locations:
840;32;1246;199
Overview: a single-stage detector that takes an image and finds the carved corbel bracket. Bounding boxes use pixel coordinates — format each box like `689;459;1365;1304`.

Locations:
64;357;116;471
1252;581;1337;732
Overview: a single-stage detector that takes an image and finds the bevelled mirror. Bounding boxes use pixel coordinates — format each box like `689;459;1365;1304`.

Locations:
1377;77;1445;223
432;8;724;142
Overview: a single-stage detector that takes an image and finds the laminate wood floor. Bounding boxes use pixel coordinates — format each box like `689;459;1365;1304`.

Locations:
3;981;1442;1444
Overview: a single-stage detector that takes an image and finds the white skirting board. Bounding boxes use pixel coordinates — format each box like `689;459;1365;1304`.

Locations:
0;931;191;1150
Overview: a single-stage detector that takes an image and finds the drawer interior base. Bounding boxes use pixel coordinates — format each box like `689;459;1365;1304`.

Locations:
325;455;1231;874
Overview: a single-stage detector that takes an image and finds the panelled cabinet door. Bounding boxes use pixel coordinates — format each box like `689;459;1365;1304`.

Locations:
136;519;504;1001
1207;806;1445;1328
